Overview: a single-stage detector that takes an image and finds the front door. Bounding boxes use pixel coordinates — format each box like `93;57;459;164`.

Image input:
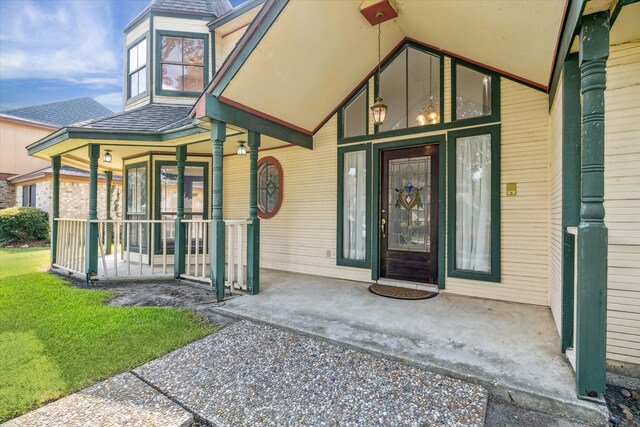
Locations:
380;145;439;283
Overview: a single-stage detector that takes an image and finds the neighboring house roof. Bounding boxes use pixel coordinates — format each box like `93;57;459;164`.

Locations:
78;103;192;132
8;166;122;184
0;97;113;128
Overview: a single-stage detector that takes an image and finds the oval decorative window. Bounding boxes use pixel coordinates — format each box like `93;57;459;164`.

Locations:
257;156;282;219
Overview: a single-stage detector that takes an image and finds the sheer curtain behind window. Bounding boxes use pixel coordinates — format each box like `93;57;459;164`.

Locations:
455;134;492;272
343;150;367;261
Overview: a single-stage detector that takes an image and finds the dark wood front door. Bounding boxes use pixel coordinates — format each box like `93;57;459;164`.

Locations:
380;145;439;283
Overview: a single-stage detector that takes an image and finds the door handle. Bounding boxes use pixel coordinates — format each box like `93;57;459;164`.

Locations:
381;218;386;238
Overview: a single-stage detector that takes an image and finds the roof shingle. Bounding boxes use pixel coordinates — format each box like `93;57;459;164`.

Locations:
80;103;192;132
150;0;232;16
1;97;113;128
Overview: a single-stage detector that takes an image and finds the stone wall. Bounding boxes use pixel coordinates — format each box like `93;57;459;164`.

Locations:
0;178;16;209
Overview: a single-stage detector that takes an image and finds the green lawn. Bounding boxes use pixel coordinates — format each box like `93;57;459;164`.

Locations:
0;247;214;421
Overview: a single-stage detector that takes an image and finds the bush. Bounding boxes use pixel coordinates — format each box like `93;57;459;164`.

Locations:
0;207;50;246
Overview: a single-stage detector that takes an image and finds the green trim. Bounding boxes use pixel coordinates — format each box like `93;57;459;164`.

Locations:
211;30;216;76
336;143;372;269
205;94;312;148
371;135;446;289
451;59;501;125
548;0;587;109
560;53;581;353
125;33;149;103
337;82;369;142
123;160;150;255
149;15;154;104
86;144;100;278
124;9;213;34
154;159;209;255
211;0;289;98
210;122;226;301
51;156;61;265
155;30;209;98
105;171;113;255
446;124;501;283
207;0;266;30
247;131;261;294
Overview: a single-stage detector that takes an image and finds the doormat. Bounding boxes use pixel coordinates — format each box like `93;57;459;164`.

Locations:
368;284;438;300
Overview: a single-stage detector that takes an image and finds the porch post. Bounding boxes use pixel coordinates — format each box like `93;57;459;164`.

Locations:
210;121;226;302
247;131;260;294
174;145;187;277
51;156;61;265
105;171;113;255
576;11;609;396
86;144;100;279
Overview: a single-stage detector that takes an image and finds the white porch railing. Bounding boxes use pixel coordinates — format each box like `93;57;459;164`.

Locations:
226;219;249;291
53;219;87;275
182;219;209;282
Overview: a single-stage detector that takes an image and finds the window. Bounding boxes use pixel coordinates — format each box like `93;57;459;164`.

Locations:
128;38;147;99
452;61;499;121
337;144;371;267
447;125;500;282
22;184;36;207
257;157;282;219
160;34;205;93
126;164;147;250
378;46;441;132
341;85;368;138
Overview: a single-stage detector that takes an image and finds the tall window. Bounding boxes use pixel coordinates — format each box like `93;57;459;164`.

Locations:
128;38;147;98
447;125;500;282
257;157;282;219
126;164;147;249
379;46;441;132
454;63;494;120
22;185;36;208
160;35;205;92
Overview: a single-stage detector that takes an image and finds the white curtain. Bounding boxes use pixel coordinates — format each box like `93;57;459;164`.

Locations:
455;134;492;272
343;150;367;261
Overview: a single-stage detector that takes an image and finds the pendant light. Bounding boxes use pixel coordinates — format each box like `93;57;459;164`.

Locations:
103;150;112;163
416;55;439;126
236;141;247;156
370;12;387;127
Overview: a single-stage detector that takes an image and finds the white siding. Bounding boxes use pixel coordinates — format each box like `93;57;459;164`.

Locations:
549;77;563;334
604;41;640;365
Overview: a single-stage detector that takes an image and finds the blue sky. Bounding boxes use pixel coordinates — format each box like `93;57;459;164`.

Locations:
0;0;244;113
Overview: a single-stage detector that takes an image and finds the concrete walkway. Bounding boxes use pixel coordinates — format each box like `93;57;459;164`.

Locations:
214;270;608;425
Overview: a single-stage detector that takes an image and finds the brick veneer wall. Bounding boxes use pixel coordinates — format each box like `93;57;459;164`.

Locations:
0;178;16;209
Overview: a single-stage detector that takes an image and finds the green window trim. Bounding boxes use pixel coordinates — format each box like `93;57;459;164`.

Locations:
450;58;501;126
125;33;150;104
153;160;209;255
447;124;501;283
337;82;369;142
155;30;209;98
336;143;372;268
124;161;150;256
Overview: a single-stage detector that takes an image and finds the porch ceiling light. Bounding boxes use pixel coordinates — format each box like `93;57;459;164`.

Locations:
103;150;112;163
370;12;388;127
237;141;247;156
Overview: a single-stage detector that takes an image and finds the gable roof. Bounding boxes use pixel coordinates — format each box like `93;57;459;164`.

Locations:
8;165;121;184
1;97;113;128
78;103;192;132
150;0;232;16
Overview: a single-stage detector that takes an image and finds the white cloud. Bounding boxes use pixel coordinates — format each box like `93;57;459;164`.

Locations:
94;92;123;112
0;1;120;86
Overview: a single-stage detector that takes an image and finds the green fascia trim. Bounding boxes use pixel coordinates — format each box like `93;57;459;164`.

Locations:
123;161;150;255
205;94;312;149
125;33;150;102
211;0;289;98
336;143;372;269
446;124;501;283
548;0;587;109
337;82;369;141
561;53;581;353
371;135;446;289
207;0;266;30
155;30;209;98
450;59;501;124
153;159;209;255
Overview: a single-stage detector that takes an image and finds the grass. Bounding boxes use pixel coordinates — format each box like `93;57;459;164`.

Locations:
0;247;214;421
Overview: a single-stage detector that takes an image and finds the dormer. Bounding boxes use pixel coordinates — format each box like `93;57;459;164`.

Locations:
122;0;234;111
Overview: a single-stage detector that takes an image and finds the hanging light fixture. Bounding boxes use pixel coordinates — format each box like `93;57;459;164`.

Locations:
236;141;247;156
103;150;112;163
370;12;388;127
416;55;440;126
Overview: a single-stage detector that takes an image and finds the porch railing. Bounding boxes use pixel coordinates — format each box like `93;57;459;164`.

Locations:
182;219;209;282
226;219;249;291
53;218;87;275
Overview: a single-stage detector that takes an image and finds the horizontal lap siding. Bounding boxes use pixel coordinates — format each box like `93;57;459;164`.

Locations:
549;78;563;334
605;41;640;365
444;79;550;306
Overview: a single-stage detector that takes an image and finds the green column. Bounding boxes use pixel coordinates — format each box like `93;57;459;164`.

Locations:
174;146;187;277
105;171;113;255
247;131;261;295
86;144;100;279
210;122;226;302
576;11;609;396
561;54;581;353
51;156;61;265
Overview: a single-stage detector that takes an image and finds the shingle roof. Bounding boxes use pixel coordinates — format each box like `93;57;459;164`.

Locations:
1;97;113;128
79;103;192;132
150;0;232;16
8;165;121;183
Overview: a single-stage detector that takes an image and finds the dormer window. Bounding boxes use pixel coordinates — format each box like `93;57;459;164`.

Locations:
159;32;207;94
128;38;147;99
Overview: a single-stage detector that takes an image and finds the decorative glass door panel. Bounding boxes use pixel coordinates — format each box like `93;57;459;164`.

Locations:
380;145;438;283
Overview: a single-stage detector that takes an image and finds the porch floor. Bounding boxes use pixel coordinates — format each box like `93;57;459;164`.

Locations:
216;269;608;424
